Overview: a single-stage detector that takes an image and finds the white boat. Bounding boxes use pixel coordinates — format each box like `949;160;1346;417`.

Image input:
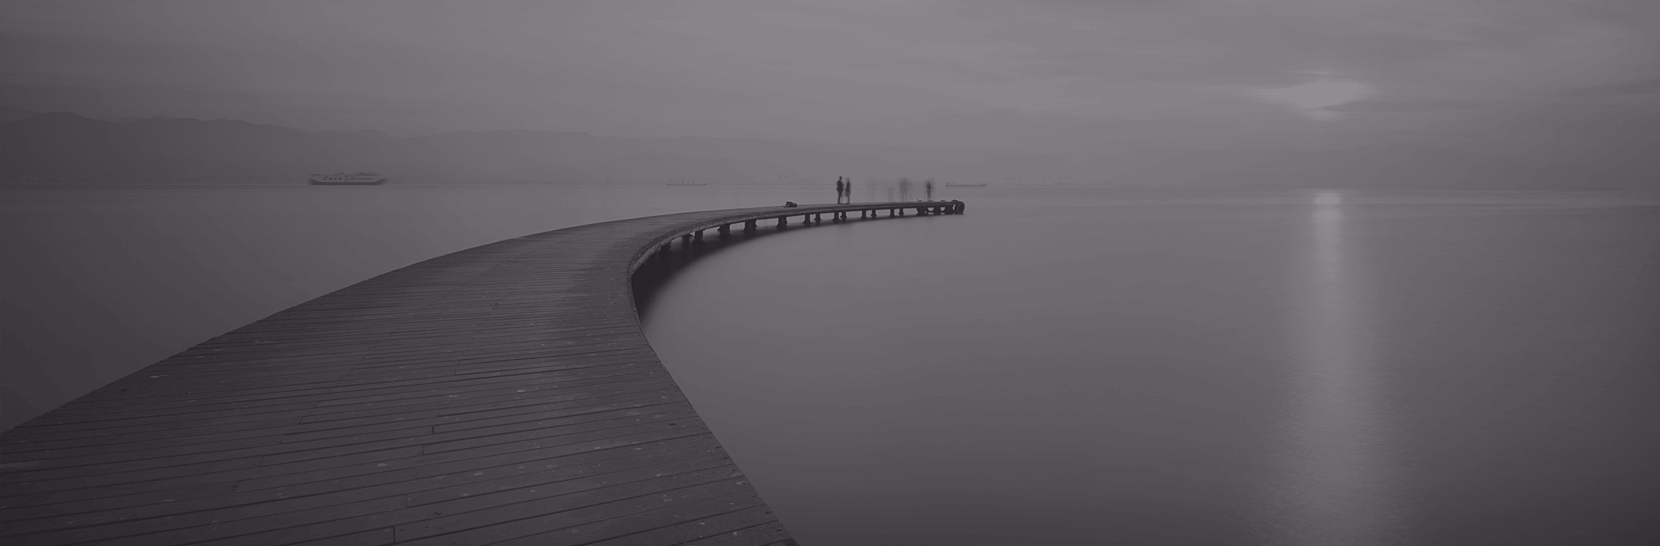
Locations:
309;171;388;185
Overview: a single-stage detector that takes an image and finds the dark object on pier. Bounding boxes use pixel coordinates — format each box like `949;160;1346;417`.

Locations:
784;201;798;207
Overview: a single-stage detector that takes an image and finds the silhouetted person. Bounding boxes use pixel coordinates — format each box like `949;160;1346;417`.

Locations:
925;179;935;200
835;178;845;204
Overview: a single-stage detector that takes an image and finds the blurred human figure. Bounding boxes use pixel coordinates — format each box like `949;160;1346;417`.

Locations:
899;177;912;201
925;179;935;200
835;178;845;204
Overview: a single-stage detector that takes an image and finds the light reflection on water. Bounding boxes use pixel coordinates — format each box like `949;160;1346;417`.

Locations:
640;188;1660;545
1265;191;1400;544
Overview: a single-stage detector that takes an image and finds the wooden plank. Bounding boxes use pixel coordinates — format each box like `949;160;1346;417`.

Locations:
2;201;964;544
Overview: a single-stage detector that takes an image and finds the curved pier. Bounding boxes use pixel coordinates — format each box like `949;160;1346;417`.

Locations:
0;201;963;546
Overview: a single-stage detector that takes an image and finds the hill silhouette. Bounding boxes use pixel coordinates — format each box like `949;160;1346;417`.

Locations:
0;112;993;185
1;110;1648;190
1;113;341;184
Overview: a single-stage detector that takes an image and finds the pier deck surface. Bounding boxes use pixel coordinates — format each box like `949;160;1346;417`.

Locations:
1;201;960;546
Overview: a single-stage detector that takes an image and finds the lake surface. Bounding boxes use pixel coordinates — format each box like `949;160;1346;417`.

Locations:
5;185;1659;544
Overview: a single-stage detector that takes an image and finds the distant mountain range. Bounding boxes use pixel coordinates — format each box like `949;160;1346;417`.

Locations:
0;110;1014;186
0;109;1650;190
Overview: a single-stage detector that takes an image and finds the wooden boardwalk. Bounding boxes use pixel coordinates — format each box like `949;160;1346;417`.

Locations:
0;201;963;546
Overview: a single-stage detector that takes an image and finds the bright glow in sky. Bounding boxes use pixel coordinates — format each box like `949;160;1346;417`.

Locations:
1255;79;1374;120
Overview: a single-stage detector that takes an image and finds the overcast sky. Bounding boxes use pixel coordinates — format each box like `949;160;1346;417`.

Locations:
2;0;1656;153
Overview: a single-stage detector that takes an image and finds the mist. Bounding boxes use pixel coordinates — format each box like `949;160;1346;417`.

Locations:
3;2;1659;546
3;0;1658;189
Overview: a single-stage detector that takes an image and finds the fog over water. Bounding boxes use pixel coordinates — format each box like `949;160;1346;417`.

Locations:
634;188;1660;544
5;1;1660;543
5;186;1659;542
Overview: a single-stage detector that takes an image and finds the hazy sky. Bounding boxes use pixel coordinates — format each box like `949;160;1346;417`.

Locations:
3;0;1657;151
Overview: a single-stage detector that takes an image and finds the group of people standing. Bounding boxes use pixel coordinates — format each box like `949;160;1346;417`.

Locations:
836;177;936;203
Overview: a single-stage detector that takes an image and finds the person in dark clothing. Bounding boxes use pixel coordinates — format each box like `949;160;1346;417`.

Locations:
835;178;845;204
926;179;935;200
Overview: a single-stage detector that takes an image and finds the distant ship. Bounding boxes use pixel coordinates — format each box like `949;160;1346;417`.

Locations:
309;172;388;185
944;182;986;188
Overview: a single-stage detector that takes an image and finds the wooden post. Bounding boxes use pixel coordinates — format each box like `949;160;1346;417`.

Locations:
777;216;787;228
745;220;757;232
693;230;703;242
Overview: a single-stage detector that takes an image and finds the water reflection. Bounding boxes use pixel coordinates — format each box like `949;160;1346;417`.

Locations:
1269;191;1401;544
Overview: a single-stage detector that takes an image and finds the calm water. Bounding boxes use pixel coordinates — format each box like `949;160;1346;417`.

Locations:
5;185;1659;544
